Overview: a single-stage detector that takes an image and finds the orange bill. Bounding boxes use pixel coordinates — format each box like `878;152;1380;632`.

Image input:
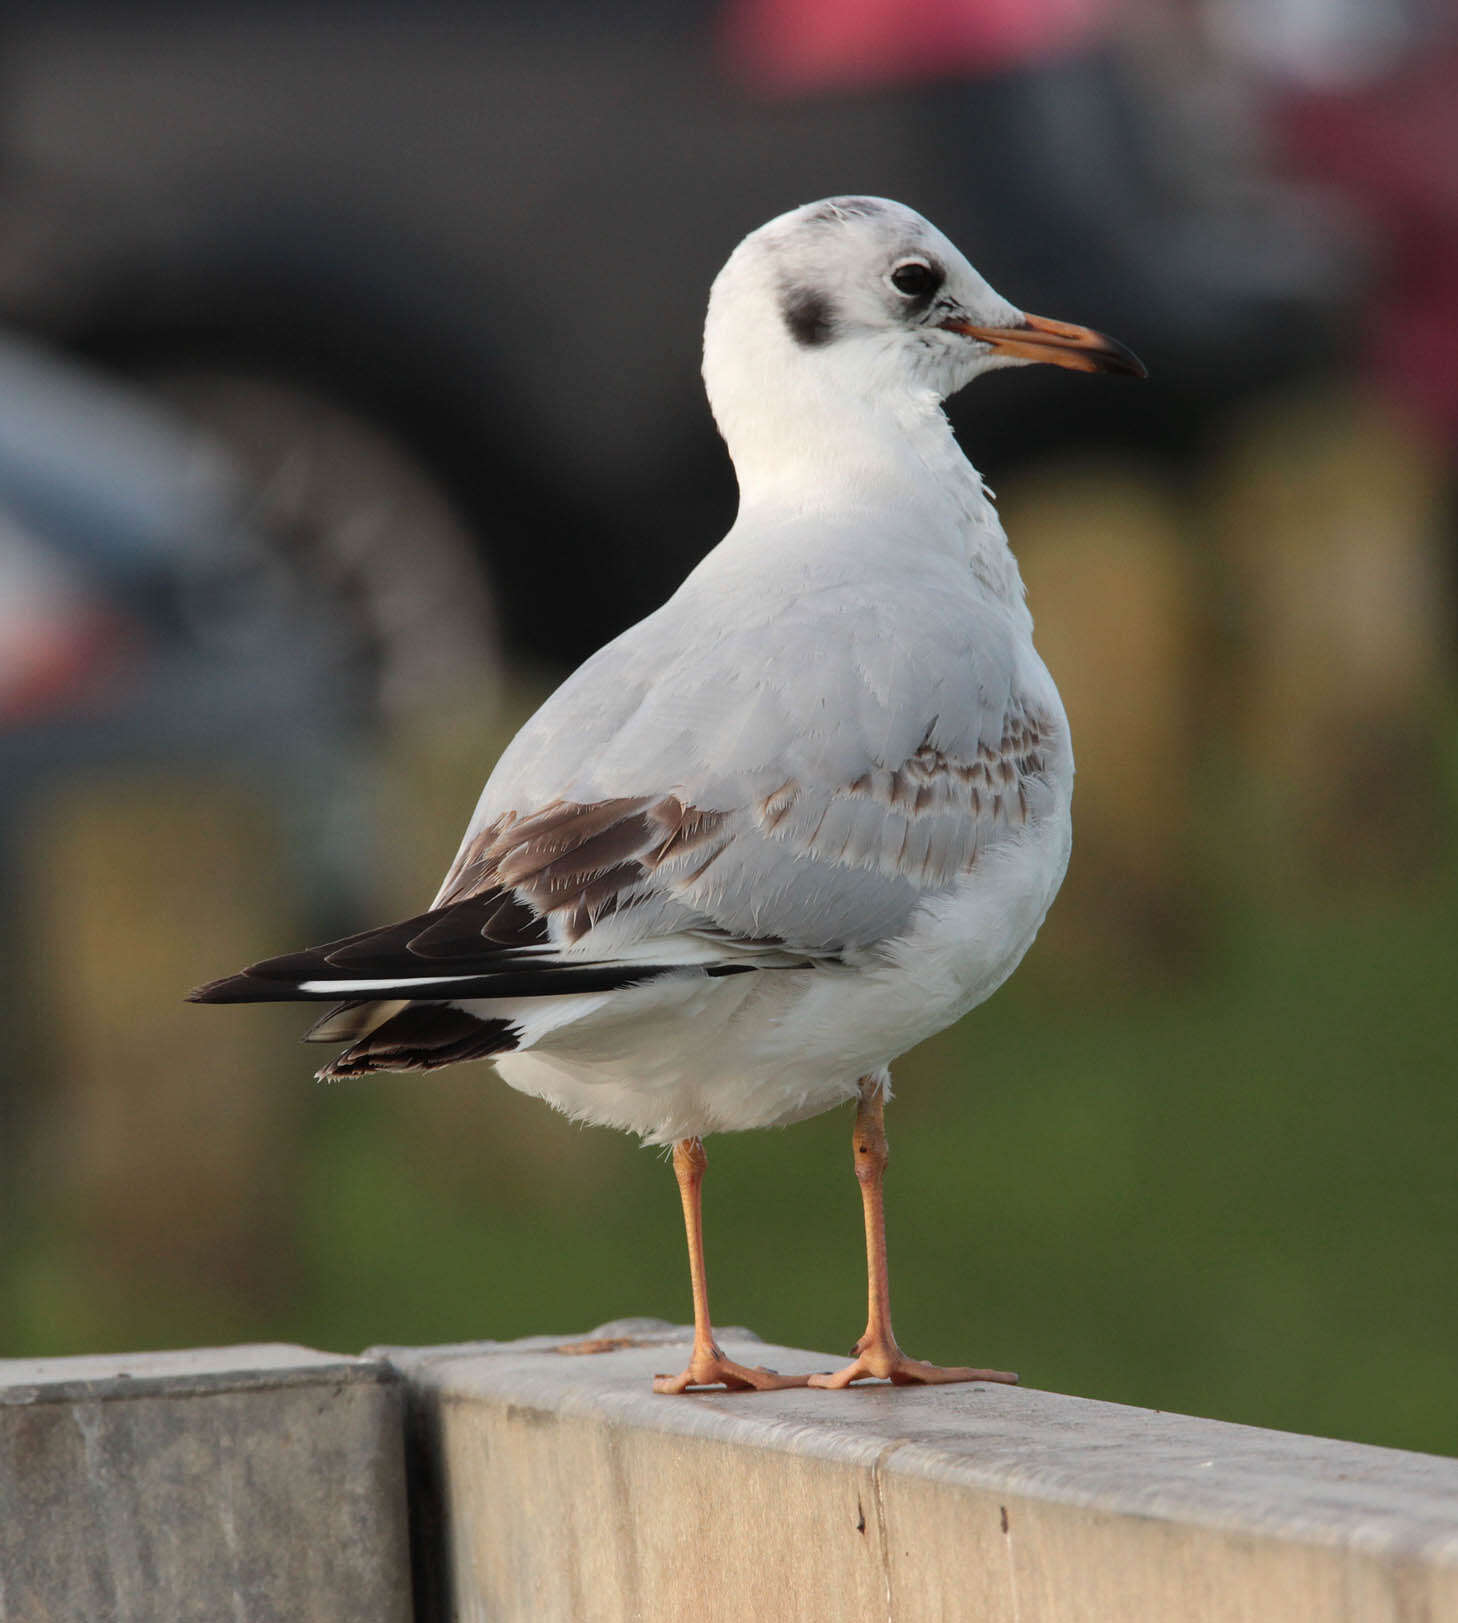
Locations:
940;312;1147;378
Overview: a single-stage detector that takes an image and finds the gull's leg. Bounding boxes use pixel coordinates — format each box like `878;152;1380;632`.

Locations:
653;1136;811;1394
808;1075;1019;1389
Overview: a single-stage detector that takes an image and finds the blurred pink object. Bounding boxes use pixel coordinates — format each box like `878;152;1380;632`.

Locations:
1279;50;1458;443
0;528;131;723
722;0;1117;92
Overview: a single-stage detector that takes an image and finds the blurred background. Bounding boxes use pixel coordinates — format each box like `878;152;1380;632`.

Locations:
1;0;1454;1457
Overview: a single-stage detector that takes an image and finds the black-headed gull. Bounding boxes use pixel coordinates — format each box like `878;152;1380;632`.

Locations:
192;196;1145;1393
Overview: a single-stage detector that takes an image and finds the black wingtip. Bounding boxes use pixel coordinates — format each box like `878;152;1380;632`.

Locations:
185;973;282;1004
186;975;241;1004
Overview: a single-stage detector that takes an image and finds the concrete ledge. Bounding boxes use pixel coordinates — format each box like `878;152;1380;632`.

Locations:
4;1329;1454;1621
0;1343;412;1623
383;1320;1458;1623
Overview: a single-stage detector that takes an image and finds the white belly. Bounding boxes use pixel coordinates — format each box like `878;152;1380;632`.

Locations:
489;806;1072;1145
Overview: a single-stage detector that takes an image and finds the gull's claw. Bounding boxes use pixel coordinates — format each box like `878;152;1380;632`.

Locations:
807;1336;1017;1389
653;1349;812;1394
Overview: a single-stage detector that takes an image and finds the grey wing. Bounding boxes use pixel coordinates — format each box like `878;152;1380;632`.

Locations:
215;695;1056;1060
188;566;1066;1075
453;568;1069;960
672;699;1065;956
427;695;1065;965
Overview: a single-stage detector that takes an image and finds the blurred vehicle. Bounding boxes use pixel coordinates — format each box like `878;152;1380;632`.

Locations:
0;3;1350;675
0;330;401;897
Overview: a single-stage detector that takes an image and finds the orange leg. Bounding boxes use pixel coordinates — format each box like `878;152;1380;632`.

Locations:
808;1076;1019;1389
653;1137;811;1394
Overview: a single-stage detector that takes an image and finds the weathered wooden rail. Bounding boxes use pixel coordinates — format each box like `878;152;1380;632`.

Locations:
3;1323;1455;1621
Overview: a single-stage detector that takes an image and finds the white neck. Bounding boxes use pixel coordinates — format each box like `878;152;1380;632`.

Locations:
707;346;1028;615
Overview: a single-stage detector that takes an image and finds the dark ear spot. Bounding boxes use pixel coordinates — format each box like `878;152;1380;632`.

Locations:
781;285;837;348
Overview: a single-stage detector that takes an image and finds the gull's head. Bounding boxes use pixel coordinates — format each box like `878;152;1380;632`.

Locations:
703;196;1144;484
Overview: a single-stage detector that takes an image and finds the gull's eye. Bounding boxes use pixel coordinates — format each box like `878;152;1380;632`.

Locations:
890;260;941;298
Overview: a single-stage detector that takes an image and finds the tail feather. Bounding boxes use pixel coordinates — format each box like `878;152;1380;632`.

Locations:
317;1005;520;1080
302;998;407;1044
188;891;765;1077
